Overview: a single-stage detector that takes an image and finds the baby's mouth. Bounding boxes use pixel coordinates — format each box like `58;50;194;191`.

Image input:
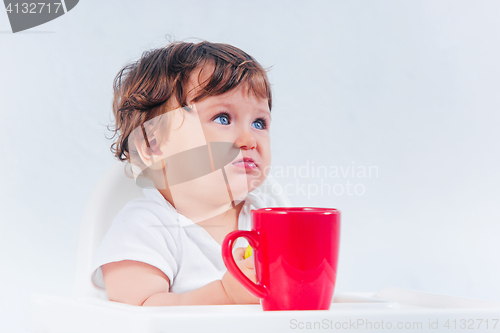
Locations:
232;157;258;169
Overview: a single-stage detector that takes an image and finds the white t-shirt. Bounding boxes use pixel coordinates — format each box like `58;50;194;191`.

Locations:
91;187;277;295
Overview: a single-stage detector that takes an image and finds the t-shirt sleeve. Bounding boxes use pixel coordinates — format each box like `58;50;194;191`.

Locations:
91;202;178;291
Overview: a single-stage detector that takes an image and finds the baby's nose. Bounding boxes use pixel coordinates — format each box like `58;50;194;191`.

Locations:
234;130;257;150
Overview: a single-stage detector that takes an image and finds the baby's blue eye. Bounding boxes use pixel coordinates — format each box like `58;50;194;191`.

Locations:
213;112;268;130
213;114;230;125
252;120;264;130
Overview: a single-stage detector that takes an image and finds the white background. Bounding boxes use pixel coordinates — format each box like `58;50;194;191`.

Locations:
1;0;499;331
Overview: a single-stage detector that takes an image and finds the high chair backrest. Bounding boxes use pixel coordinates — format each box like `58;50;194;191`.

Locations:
72;161;292;299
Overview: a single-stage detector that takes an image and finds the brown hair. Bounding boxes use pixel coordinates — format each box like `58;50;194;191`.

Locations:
108;40;273;164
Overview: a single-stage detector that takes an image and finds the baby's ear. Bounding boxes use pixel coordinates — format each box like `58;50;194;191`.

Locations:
132;124;166;170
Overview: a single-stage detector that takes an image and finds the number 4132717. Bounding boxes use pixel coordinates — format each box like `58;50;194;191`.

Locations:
444;319;499;330
5;2;62;14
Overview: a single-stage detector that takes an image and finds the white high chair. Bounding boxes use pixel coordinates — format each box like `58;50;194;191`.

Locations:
27;162;500;333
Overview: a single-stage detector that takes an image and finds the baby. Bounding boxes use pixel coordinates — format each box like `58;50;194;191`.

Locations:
90;40;277;306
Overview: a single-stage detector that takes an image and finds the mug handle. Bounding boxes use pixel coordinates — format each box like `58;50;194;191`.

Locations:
222;230;268;299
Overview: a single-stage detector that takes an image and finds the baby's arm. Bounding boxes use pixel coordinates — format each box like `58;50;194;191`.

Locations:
101;248;258;306
102;260;171;306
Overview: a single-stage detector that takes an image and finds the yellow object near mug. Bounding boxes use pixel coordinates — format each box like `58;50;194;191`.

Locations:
244;245;253;259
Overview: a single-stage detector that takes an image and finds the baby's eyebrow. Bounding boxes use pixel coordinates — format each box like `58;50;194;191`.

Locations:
210;101;271;116
258;107;271;116
261;109;272;118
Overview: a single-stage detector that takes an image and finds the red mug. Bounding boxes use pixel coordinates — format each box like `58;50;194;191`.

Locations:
222;207;341;311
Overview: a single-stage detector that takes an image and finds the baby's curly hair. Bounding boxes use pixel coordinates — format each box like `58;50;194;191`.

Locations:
108;40;273;165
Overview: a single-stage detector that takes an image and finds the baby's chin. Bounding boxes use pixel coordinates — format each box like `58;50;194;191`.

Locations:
247;177;266;194
231;173;268;194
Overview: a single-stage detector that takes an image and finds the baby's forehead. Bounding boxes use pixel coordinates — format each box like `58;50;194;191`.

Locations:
183;62;270;111
186;72;268;105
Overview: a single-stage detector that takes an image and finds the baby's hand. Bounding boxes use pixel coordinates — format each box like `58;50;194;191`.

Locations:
221;247;259;305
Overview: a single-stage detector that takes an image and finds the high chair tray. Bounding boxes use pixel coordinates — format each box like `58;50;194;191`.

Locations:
27;288;500;333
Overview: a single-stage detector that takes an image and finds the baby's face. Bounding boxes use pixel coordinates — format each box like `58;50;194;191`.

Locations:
191;83;272;194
